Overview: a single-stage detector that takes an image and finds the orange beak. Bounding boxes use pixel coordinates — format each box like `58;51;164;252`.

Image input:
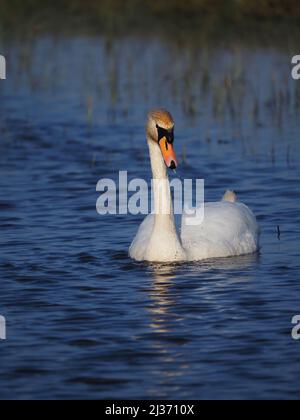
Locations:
159;137;178;170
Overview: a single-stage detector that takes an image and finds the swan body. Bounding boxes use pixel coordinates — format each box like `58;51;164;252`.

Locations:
181;200;259;261
129;110;260;263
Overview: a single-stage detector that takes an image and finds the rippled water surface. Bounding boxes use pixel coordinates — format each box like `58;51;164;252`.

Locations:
0;35;300;399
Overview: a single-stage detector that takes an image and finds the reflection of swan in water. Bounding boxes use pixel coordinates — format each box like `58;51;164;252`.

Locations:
144;255;259;394
147;264;178;334
130;109;260;263
147;252;259;328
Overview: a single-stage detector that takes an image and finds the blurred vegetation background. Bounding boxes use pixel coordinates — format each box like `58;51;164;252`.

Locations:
0;1;299;173
1;0;300;35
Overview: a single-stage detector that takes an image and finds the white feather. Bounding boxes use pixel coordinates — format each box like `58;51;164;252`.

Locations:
181;201;259;261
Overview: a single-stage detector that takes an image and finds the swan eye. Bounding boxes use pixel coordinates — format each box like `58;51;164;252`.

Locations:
156;124;174;144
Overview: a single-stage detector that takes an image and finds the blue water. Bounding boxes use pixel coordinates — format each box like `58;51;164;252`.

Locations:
0;35;300;400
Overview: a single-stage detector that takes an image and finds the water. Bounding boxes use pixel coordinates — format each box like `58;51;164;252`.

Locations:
0;34;300;400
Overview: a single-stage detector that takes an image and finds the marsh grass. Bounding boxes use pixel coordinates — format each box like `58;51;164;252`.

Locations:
2;0;300;20
1;32;298;169
0;2;299;168
1;0;300;39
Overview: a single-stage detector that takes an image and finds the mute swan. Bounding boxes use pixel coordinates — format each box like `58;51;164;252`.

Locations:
129;109;260;263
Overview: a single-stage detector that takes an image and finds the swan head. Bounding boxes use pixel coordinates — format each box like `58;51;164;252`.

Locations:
147;109;178;170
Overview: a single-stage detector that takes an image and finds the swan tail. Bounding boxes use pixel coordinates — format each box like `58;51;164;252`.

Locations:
222;190;238;203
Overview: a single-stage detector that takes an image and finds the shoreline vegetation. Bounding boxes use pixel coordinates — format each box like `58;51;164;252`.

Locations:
1;0;300;37
0;2;300;52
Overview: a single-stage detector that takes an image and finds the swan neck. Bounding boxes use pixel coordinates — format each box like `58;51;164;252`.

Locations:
148;138;171;216
145;136;186;262
148;137;168;180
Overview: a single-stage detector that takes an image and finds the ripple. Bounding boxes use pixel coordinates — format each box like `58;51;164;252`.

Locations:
0;202;15;210
77;253;97;264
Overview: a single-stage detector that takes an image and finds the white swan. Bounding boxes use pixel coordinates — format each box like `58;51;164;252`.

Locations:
129;109;260;263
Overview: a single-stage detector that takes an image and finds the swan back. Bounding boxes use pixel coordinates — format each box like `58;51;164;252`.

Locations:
181;201;259;261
